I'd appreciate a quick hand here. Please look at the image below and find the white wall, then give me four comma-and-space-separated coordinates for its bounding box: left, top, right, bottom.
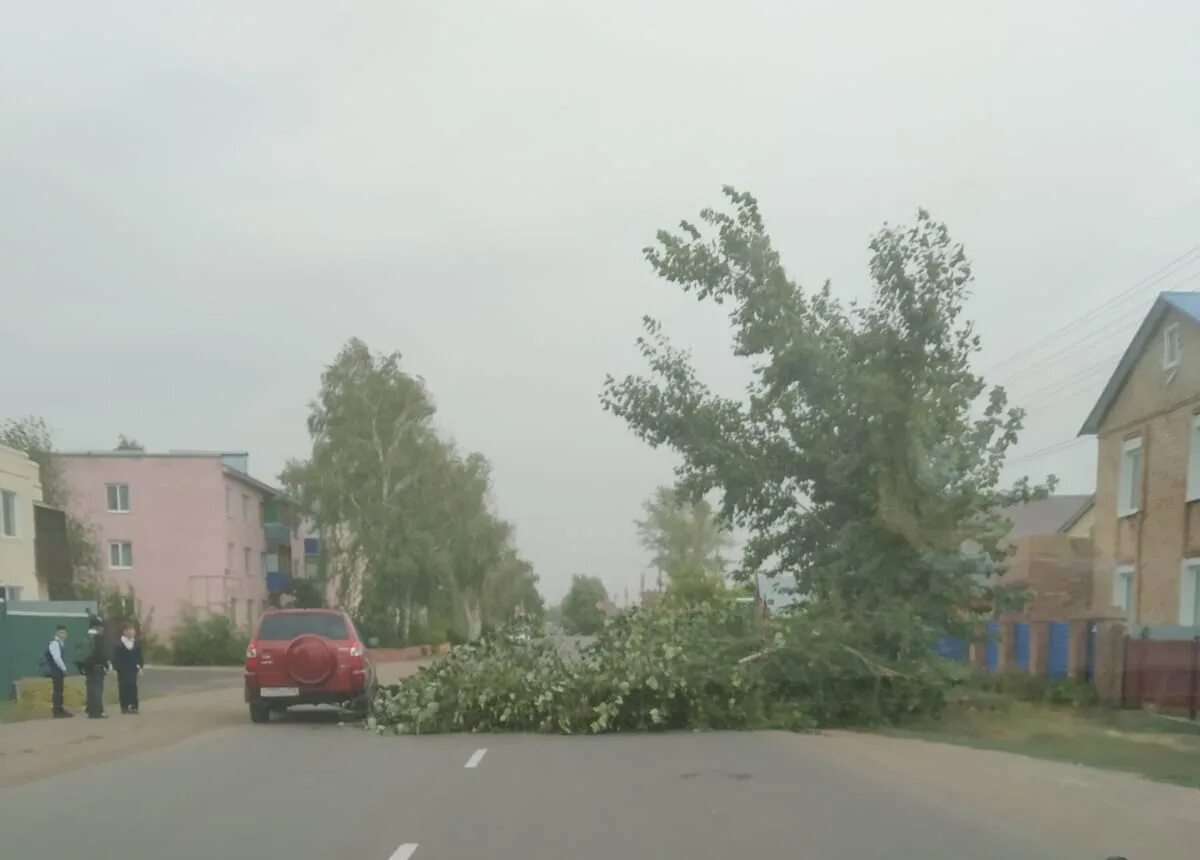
0, 444, 45, 600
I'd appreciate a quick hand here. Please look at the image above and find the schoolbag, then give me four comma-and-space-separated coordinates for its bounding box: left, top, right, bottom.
38, 646, 54, 678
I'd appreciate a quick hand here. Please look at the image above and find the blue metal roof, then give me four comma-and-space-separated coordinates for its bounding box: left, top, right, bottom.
1078, 291, 1200, 435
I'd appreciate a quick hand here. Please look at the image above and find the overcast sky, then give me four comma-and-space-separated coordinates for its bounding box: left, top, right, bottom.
3, 2, 1198, 602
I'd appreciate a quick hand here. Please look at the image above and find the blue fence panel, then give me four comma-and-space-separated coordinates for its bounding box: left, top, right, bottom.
1047, 622, 1070, 679
935, 636, 968, 661
985, 620, 1000, 672
1013, 621, 1031, 670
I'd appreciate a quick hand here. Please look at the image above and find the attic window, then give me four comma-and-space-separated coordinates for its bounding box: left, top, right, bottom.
1163, 323, 1182, 370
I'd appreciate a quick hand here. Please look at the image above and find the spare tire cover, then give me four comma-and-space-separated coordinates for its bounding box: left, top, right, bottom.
284, 635, 336, 685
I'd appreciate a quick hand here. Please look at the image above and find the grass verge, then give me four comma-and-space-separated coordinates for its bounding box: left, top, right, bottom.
889, 696, 1200, 789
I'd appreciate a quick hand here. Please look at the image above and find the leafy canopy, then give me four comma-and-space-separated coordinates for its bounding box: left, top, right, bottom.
559, 574, 608, 635
636, 485, 732, 600
602, 188, 1049, 634
282, 339, 542, 645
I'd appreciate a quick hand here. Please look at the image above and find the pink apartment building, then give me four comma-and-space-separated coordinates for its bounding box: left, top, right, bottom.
57, 451, 305, 633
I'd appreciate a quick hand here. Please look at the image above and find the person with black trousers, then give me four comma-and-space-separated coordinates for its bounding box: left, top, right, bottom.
111, 623, 144, 714
43, 625, 73, 718
75, 613, 109, 719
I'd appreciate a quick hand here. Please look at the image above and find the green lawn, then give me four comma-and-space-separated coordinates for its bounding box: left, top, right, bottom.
0, 681, 122, 723
889, 699, 1200, 789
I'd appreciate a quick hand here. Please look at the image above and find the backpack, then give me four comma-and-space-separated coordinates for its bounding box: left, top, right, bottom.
38, 648, 53, 678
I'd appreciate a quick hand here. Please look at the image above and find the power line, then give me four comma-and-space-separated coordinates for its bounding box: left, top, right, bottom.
983, 246, 1200, 377
1005, 436, 1091, 467
1010, 352, 1121, 405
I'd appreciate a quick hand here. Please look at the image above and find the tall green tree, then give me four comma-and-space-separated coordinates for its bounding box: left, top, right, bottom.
636, 486, 732, 598
559, 574, 609, 635
282, 339, 541, 645
602, 189, 1049, 639
0, 416, 101, 589
115, 434, 145, 451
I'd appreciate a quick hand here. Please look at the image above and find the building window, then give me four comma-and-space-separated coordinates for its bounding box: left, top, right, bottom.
1189, 415, 1200, 503
225, 487, 233, 516
1118, 437, 1143, 517
1181, 560, 1200, 626
1, 585, 24, 602
106, 483, 131, 513
229, 598, 238, 625
1163, 323, 1182, 370
266, 553, 280, 573
244, 547, 251, 575
260, 551, 267, 575
0, 490, 17, 537
247, 599, 255, 627
109, 541, 133, 569
1113, 564, 1134, 620
242, 494, 250, 521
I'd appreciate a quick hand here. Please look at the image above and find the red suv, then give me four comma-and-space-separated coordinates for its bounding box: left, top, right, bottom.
244, 609, 376, 723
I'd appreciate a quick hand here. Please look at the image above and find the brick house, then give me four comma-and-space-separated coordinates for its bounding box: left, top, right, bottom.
1079, 291, 1200, 627
996, 494, 1094, 620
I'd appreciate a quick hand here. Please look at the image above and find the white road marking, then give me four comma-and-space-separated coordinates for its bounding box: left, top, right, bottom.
389, 843, 419, 860
465, 747, 488, 769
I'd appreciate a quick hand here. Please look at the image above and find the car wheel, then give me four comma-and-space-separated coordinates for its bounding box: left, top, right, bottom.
249, 702, 270, 724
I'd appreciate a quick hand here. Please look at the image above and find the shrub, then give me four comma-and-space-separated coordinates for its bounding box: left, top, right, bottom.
170, 613, 249, 666
369, 599, 953, 735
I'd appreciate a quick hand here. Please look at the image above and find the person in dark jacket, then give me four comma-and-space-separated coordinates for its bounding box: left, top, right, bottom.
111, 623, 144, 714
75, 613, 109, 719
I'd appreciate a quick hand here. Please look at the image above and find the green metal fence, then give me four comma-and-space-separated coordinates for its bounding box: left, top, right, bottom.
0, 599, 97, 698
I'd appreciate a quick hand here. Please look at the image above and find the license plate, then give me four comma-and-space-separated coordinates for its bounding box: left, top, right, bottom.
261, 686, 299, 698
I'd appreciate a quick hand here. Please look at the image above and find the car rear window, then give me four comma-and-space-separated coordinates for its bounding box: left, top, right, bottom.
257, 613, 349, 641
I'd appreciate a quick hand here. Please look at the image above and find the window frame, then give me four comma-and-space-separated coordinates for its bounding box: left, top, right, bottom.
0, 489, 17, 538
1188, 415, 1200, 503
1118, 436, 1143, 517
241, 493, 250, 522
225, 487, 233, 517
243, 546, 251, 576
108, 540, 133, 570
106, 483, 131, 513
1163, 322, 1182, 370
1113, 564, 1135, 621
1181, 559, 1200, 626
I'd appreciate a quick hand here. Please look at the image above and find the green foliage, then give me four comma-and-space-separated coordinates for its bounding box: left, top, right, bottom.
281, 339, 543, 645
282, 578, 326, 609
114, 434, 145, 451
74, 579, 163, 658
637, 486, 732, 603
559, 574, 608, 635
0, 415, 102, 580
966, 672, 1099, 709
170, 613, 249, 666
601, 189, 1053, 635
369, 599, 952, 735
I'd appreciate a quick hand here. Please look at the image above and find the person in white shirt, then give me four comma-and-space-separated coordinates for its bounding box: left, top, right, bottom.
45, 626, 73, 718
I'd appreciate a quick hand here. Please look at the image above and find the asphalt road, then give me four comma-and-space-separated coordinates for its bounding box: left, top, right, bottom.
0, 719, 1148, 860
139, 665, 243, 698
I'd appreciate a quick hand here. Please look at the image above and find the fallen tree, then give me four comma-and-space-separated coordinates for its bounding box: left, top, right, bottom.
368, 598, 957, 735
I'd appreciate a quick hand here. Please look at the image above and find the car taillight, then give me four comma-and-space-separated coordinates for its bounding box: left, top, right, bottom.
349, 642, 363, 658
245, 642, 258, 667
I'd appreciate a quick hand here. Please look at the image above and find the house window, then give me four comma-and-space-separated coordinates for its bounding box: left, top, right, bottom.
1181, 559, 1200, 626
266, 553, 280, 573
247, 599, 255, 627
1163, 323, 1182, 370
1118, 437, 1143, 517
106, 483, 131, 513
1113, 565, 1134, 620
0, 490, 16, 537
244, 547, 251, 575
109, 541, 133, 569
225, 487, 233, 516
242, 494, 250, 521
226, 542, 234, 574
229, 598, 238, 625
1189, 415, 1200, 503
260, 551, 267, 575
